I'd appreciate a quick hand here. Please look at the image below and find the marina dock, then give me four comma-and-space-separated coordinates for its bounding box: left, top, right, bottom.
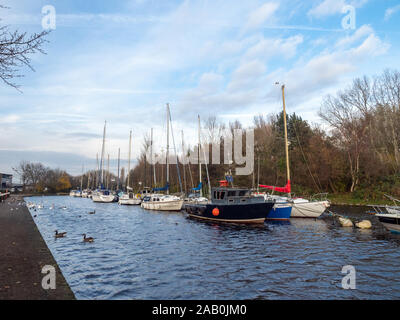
0, 195, 75, 300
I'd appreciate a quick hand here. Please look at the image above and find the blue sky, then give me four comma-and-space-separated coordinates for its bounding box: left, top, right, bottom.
0, 0, 399, 177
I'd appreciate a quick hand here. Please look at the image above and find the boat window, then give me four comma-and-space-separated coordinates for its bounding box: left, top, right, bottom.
241, 198, 247, 203
220, 192, 226, 200
228, 191, 236, 197
239, 190, 247, 197
228, 199, 234, 203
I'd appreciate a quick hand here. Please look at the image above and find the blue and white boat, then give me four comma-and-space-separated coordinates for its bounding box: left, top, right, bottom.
267, 202, 292, 221
260, 193, 292, 221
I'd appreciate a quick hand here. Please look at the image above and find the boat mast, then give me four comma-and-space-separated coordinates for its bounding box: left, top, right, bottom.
96, 153, 99, 188
87, 171, 90, 190
107, 154, 110, 190
100, 121, 106, 187
153, 130, 157, 187
257, 156, 260, 193
80, 164, 83, 192
198, 115, 202, 197
127, 130, 132, 192
169, 107, 183, 194
281, 85, 291, 198
166, 104, 170, 195
252, 162, 255, 190
117, 148, 120, 190
182, 130, 187, 195
150, 128, 154, 189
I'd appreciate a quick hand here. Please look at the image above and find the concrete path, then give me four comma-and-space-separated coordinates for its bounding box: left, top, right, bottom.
0, 196, 75, 300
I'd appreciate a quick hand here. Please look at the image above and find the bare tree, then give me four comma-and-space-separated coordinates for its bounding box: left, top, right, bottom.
13, 161, 48, 189
373, 69, 400, 169
0, 5, 49, 90
319, 83, 369, 193
204, 115, 225, 144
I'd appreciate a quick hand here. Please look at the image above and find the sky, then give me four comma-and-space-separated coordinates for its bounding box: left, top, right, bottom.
0, 0, 399, 178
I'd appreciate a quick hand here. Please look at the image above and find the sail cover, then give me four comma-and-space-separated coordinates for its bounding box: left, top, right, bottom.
259, 180, 291, 193
153, 182, 170, 192
192, 182, 202, 191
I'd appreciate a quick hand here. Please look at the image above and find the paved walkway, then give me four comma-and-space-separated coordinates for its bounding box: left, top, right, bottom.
0, 196, 75, 300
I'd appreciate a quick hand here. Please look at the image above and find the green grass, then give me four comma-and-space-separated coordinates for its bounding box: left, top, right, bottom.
328, 193, 394, 206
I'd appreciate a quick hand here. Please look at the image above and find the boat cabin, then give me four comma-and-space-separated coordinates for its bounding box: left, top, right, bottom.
211, 187, 266, 205
142, 194, 181, 203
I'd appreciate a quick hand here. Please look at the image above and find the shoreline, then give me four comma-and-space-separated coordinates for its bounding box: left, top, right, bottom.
0, 195, 75, 300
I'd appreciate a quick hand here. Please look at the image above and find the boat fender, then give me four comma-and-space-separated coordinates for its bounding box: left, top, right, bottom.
212, 208, 220, 217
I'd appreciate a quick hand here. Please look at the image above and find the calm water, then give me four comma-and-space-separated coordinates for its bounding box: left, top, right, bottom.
26, 196, 400, 300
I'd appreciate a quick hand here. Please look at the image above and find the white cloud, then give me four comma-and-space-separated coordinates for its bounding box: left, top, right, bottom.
335, 24, 373, 47
384, 5, 400, 21
244, 2, 279, 31
227, 60, 267, 92
175, 22, 389, 125
0, 115, 20, 124
245, 35, 304, 60
277, 26, 389, 100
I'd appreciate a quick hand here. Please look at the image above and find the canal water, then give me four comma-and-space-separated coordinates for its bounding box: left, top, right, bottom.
26, 196, 400, 300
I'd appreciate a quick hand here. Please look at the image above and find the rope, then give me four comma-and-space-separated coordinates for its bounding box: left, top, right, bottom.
293, 119, 323, 193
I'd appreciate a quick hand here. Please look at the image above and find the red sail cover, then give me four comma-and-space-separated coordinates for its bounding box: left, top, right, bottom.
259, 180, 291, 193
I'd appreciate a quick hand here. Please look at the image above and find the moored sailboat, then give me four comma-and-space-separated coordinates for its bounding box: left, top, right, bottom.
140, 104, 184, 211
141, 194, 184, 211
92, 121, 118, 203
119, 131, 141, 205
183, 116, 209, 207
92, 189, 117, 203
260, 84, 329, 218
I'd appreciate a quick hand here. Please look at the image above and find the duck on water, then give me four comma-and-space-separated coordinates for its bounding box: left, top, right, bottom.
82, 234, 95, 243
54, 230, 67, 238
185, 180, 275, 224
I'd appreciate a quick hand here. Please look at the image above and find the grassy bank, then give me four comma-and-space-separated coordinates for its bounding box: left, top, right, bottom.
328, 193, 395, 206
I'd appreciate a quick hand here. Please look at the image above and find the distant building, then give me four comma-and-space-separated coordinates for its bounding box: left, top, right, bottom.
1, 173, 13, 191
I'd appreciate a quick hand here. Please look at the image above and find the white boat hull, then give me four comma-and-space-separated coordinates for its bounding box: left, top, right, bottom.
381, 222, 400, 233
290, 201, 330, 218
92, 194, 116, 203
119, 198, 141, 205
141, 199, 184, 211
376, 213, 400, 234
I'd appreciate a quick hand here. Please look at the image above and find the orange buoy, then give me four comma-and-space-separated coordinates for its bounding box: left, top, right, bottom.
212, 208, 220, 216
219, 180, 229, 187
